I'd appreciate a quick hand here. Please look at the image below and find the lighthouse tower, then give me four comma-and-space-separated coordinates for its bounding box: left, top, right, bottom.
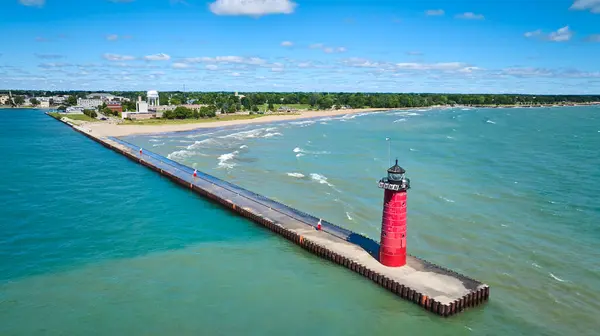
378, 160, 411, 267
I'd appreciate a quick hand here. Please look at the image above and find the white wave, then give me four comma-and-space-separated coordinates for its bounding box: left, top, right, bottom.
310, 173, 334, 187
220, 127, 277, 140
152, 142, 165, 147
296, 153, 305, 158
184, 131, 217, 139
532, 263, 541, 269
217, 151, 239, 169
393, 118, 407, 123
417, 109, 427, 112
289, 120, 316, 127
440, 196, 455, 203
239, 145, 248, 149
149, 139, 162, 142
320, 122, 328, 125
549, 273, 567, 283
167, 149, 193, 160
287, 172, 305, 178
263, 132, 282, 138
486, 120, 496, 124
346, 212, 353, 220
461, 108, 472, 111
293, 147, 330, 155
446, 136, 455, 139
186, 138, 216, 150
409, 148, 418, 152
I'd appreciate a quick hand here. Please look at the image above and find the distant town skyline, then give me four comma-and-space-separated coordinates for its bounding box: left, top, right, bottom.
1, 0, 600, 94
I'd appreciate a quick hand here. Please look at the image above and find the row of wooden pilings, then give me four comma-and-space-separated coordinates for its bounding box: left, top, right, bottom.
64, 121, 489, 317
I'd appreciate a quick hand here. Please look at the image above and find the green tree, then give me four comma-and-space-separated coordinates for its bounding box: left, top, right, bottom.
268, 102, 275, 112
66, 95, 77, 106
83, 109, 98, 118
14, 96, 25, 106
49, 98, 54, 106
30, 98, 40, 106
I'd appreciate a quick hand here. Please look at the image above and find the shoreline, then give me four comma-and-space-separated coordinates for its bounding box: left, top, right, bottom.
84, 108, 388, 137
57, 102, 599, 137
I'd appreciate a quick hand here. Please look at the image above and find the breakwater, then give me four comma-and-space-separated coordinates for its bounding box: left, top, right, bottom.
49, 114, 490, 317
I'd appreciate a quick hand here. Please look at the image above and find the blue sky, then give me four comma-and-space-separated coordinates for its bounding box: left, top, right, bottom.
1, 0, 599, 94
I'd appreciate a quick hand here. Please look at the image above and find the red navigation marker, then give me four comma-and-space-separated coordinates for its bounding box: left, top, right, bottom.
317, 218, 322, 231
193, 169, 197, 178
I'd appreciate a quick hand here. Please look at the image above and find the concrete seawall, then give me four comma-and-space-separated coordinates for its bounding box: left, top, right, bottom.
49, 114, 490, 317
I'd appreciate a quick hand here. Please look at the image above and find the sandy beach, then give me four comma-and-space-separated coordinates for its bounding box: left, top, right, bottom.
83, 108, 388, 137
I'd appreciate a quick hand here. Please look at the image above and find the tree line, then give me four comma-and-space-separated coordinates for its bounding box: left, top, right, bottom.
3, 90, 600, 111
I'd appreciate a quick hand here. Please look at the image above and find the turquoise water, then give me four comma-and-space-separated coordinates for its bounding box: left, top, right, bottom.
1, 107, 599, 335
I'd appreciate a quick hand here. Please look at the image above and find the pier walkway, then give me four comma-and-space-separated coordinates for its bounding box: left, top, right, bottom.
52, 116, 490, 317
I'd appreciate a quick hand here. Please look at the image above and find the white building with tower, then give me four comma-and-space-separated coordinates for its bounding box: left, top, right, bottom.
147, 90, 159, 107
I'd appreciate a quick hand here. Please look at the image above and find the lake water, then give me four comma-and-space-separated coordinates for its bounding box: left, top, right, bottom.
1, 107, 599, 335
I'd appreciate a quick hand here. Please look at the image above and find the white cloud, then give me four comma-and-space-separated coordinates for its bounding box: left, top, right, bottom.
281, 41, 293, 47
548, 26, 573, 42
172, 62, 192, 69
396, 62, 468, 71
336, 47, 347, 53
103, 53, 135, 61
206, 65, 219, 70
144, 53, 171, 61
524, 29, 542, 38
19, 0, 45, 7
183, 56, 267, 65
106, 34, 119, 41
456, 12, 485, 20
425, 9, 445, 16
231, 72, 241, 76
525, 26, 573, 42
571, 0, 600, 13
209, 0, 297, 17
323, 47, 334, 53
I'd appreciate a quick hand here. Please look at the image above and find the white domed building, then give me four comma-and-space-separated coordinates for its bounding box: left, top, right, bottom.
147, 90, 159, 107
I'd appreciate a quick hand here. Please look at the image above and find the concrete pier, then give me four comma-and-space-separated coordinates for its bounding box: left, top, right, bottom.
49, 114, 490, 317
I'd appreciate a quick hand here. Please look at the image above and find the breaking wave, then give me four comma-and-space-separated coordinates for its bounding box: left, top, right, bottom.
286, 172, 305, 178
218, 151, 239, 169
293, 147, 330, 155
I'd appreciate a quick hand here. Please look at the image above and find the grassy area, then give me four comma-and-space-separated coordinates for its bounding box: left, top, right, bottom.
121, 114, 269, 125
256, 103, 312, 111
48, 112, 98, 122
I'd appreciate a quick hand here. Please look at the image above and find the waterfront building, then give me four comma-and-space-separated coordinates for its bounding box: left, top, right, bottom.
106, 102, 123, 113
65, 106, 84, 114
77, 98, 103, 109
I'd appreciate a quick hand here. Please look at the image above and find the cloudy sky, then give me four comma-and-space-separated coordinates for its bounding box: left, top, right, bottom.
1, 0, 599, 94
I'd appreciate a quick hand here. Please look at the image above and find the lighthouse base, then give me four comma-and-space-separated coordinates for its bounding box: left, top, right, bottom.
379, 252, 406, 267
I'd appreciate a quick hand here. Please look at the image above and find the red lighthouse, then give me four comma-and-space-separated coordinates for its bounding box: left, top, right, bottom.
378, 160, 411, 267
